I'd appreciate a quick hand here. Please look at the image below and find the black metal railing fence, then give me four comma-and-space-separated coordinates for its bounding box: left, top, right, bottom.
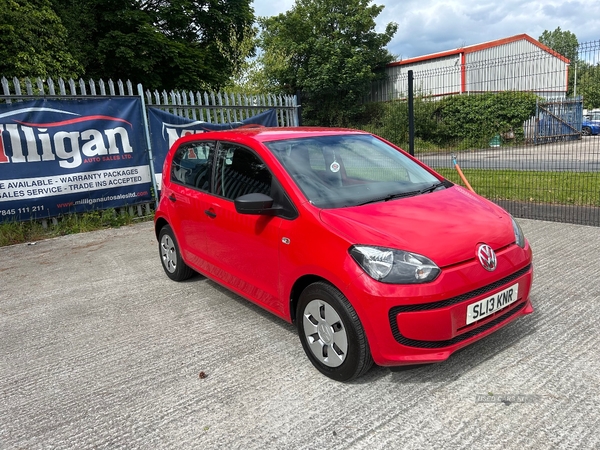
356, 39, 600, 226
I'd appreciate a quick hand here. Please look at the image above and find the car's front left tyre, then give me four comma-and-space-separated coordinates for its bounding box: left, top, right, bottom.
297, 281, 373, 381
158, 224, 195, 281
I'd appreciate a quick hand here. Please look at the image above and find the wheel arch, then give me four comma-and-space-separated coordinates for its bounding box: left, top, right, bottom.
289, 274, 335, 323
155, 217, 169, 240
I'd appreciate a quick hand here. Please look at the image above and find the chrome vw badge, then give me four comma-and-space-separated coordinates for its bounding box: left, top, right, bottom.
477, 244, 497, 271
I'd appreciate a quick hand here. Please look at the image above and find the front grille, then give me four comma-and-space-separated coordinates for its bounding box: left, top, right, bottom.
389, 301, 526, 348
387, 264, 532, 349
389, 264, 531, 314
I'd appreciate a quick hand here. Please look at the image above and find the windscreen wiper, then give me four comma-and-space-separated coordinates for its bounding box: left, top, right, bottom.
419, 182, 447, 194
357, 190, 420, 206
358, 181, 451, 206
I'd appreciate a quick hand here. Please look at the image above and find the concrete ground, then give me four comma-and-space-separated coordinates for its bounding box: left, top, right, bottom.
1, 219, 599, 449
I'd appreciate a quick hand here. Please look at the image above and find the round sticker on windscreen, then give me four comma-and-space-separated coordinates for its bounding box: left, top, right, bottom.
330, 161, 340, 173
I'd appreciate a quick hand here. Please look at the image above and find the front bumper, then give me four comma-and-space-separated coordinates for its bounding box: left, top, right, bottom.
346, 243, 534, 366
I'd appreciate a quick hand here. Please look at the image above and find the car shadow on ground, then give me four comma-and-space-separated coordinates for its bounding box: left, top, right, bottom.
202, 278, 297, 333
357, 315, 537, 385
188, 274, 539, 385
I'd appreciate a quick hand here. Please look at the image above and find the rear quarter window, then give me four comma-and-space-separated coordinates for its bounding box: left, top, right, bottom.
170, 141, 215, 190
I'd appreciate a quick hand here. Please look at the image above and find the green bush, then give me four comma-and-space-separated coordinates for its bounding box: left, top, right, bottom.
356, 91, 539, 151
353, 97, 439, 149
437, 92, 538, 145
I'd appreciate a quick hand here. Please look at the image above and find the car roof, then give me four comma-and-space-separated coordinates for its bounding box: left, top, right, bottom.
176, 127, 369, 145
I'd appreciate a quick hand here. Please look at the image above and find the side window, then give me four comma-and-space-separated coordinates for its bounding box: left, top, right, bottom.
170, 141, 215, 190
214, 143, 272, 200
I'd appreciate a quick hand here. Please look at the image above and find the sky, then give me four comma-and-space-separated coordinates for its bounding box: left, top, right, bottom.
252, 0, 600, 60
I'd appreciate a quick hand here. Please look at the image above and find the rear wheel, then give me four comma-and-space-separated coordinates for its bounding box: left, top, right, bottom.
158, 225, 195, 281
582, 126, 592, 136
297, 282, 373, 381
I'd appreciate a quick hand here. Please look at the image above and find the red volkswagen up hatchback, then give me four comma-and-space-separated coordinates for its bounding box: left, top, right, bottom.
154, 128, 534, 381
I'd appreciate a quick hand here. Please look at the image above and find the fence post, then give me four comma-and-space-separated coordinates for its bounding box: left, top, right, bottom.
534, 98, 538, 145
408, 70, 415, 156
296, 90, 303, 126
138, 83, 159, 207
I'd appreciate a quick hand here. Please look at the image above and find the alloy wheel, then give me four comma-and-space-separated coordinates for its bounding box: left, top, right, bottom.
302, 299, 348, 367
160, 234, 177, 273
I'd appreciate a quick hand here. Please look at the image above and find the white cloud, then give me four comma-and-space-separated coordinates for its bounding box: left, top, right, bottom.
251, 0, 600, 58
253, 0, 295, 18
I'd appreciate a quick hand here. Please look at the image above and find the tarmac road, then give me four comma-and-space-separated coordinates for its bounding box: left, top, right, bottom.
418, 136, 600, 172
1, 219, 599, 449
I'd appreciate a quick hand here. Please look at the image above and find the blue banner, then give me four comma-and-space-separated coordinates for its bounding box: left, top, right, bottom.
0, 98, 152, 222
148, 108, 278, 189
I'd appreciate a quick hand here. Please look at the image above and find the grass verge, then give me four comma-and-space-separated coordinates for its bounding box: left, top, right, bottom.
0, 208, 152, 247
437, 169, 600, 207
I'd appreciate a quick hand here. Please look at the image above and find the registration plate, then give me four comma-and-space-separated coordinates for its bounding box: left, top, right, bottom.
466, 283, 519, 325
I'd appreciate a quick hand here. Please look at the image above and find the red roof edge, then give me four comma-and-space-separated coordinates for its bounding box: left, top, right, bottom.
387, 48, 463, 67
387, 34, 570, 67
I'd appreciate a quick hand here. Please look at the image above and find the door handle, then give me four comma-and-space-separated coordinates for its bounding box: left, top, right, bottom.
168, 194, 176, 202
205, 209, 216, 218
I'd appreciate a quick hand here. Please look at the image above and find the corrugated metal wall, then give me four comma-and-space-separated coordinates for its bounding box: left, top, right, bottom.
367, 37, 568, 102
368, 55, 461, 102
465, 40, 568, 96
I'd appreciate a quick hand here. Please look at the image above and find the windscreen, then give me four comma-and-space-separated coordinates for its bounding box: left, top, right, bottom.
265, 134, 445, 208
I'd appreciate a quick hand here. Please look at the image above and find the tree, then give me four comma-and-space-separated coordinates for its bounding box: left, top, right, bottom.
578, 66, 600, 109
258, 0, 397, 126
223, 25, 266, 93
52, 0, 255, 90
0, 0, 82, 79
539, 27, 580, 96
539, 27, 579, 63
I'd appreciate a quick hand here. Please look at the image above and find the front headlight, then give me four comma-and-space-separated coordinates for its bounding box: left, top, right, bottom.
350, 245, 440, 284
512, 217, 526, 248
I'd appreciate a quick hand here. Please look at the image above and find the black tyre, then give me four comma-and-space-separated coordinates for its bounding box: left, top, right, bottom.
582, 126, 592, 136
297, 282, 373, 381
158, 225, 195, 281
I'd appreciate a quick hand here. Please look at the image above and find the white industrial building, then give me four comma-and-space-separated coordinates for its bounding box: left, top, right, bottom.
368, 34, 570, 102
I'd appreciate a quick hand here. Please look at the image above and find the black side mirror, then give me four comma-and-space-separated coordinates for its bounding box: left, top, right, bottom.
234, 193, 275, 215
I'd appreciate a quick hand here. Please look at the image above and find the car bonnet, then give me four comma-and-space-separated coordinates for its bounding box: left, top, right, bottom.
318, 186, 515, 268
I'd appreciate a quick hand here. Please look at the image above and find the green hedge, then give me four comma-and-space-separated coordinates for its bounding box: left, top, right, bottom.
356, 91, 539, 151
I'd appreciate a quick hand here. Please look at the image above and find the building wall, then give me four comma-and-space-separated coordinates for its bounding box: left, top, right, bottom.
465, 40, 568, 97
366, 37, 568, 103
368, 55, 461, 102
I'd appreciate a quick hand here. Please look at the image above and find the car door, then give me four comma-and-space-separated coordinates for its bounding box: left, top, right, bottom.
165, 141, 215, 268
202, 141, 284, 315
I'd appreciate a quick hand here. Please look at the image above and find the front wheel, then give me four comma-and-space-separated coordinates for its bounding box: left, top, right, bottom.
158, 225, 195, 281
582, 126, 592, 136
297, 282, 373, 381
